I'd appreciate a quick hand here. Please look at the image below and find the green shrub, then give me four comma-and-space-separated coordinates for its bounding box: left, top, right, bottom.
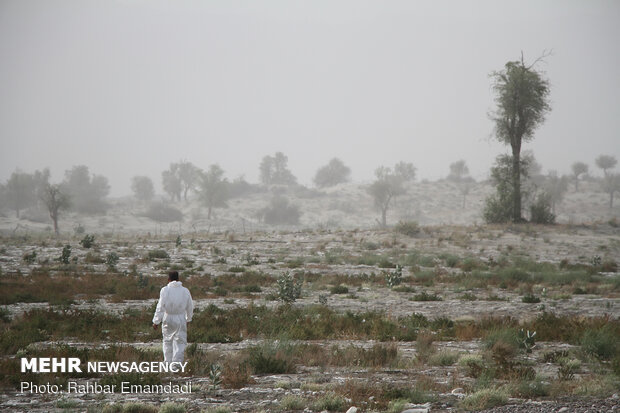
458, 354, 485, 378
557, 357, 580, 380
311, 392, 345, 412
248, 341, 296, 374
80, 234, 96, 248
394, 221, 420, 236
384, 265, 403, 288
106, 252, 120, 270
330, 284, 349, 294
429, 350, 459, 366
279, 395, 306, 411
159, 403, 186, 413
276, 272, 302, 303
411, 291, 442, 301
59, 245, 71, 264
530, 192, 555, 224
581, 327, 619, 360
147, 249, 170, 260
521, 293, 541, 303
460, 388, 508, 410
512, 376, 550, 397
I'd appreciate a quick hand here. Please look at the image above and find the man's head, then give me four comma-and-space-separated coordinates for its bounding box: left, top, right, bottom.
168, 271, 179, 282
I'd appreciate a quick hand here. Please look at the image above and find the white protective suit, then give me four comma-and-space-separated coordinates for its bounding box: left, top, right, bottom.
152, 281, 194, 363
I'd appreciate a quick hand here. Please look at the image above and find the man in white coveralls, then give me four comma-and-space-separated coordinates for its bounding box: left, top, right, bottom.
152, 271, 194, 363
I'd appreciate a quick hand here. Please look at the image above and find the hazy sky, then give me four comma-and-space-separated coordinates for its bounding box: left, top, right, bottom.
1, 0, 619, 196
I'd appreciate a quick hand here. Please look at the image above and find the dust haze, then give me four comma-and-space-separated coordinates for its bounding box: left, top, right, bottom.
0, 0, 619, 230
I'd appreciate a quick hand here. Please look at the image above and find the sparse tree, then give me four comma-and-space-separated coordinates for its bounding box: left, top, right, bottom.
447, 160, 474, 209
447, 160, 469, 182
199, 164, 229, 219
571, 162, 588, 191
543, 171, 569, 214
490, 53, 551, 222
5, 170, 36, 218
368, 166, 406, 228
602, 173, 620, 208
162, 168, 182, 202
393, 161, 416, 182
62, 165, 110, 214
259, 152, 297, 186
177, 161, 201, 202
595, 155, 617, 178
40, 183, 70, 236
131, 176, 155, 202
313, 158, 351, 188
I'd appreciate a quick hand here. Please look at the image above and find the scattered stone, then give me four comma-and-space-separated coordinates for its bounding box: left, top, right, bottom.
346, 407, 358, 413
401, 408, 429, 413
558, 408, 569, 413
451, 387, 465, 395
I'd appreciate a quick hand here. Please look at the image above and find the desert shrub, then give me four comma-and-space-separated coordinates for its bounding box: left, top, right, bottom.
384, 265, 403, 288
147, 249, 170, 260
59, 244, 71, 264
22, 250, 37, 264
143, 202, 183, 222
56, 398, 79, 408
80, 234, 95, 248
260, 195, 301, 225
222, 356, 253, 389
248, 341, 296, 374
529, 192, 555, 224
411, 291, 442, 301
276, 272, 302, 303
311, 392, 345, 412
394, 220, 420, 236
458, 354, 485, 378
557, 357, 580, 380
202, 407, 232, 413
279, 395, 306, 411
581, 327, 619, 360
415, 331, 436, 362
429, 350, 459, 366
460, 388, 508, 410
512, 376, 550, 398
330, 284, 349, 294
106, 252, 120, 271
521, 293, 541, 303
159, 402, 186, 413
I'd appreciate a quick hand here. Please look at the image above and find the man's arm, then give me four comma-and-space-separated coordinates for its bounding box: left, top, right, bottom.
152, 287, 166, 327
185, 290, 194, 323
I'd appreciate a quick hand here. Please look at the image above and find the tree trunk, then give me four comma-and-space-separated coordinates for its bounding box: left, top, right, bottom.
574, 177, 579, 192
611, 191, 615, 209
50, 210, 59, 236
462, 194, 466, 209
381, 207, 387, 228
511, 145, 522, 222
208, 205, 213, 220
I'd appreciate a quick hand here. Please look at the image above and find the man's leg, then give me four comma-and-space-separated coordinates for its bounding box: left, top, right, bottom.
162, 322, 174, 362
171, 319, 188, 363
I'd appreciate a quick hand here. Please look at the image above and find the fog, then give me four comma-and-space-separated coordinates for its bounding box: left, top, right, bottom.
1, 0, 619, 197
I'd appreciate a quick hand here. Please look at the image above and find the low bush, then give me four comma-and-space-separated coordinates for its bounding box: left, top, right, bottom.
460, 388, 508, 410
143, 202, 183, 222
